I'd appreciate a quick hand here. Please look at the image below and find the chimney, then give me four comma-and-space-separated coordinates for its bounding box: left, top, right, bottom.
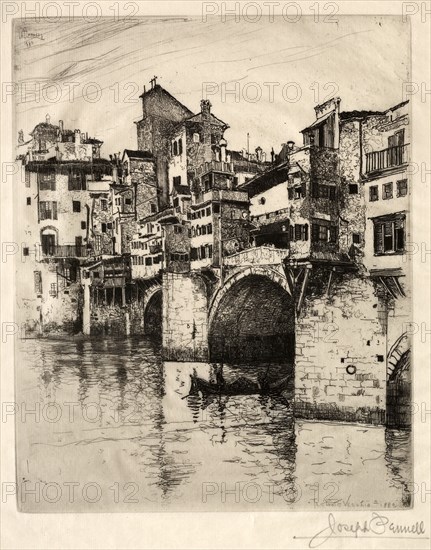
45, 114, 50, 124
201, 99, 212, 162
255, 146, 262, 162
74, 129, 81, 144
18, 130, 24, 145
219, 138, 227, 162
59, 120, 64, 133
200, 99, 211, 119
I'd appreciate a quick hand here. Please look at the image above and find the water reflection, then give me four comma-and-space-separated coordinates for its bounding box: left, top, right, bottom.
16, 336, 411, 512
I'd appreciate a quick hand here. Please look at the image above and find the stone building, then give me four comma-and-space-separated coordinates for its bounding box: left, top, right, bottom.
16, 117, 112, 334
136, 81, 194, 209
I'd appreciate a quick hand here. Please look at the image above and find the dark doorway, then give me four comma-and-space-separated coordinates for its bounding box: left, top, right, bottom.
41, 234, 56, 255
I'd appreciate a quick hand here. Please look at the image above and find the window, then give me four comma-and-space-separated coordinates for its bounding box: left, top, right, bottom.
39, 201, 57, 220
202, 225, 207, 235
27, 197, 31, 205
288, 187, 294, 200
174, 225, 182, 234
207, 223, 213, 234
39, 173, 56, 191
213, 204, 220, 214
173, 198, 179, 208
49, 283, 57, 297
101, 199, 108, 211
173, 141, 178, 156
25, 171, 30, 187
107, 222, 112, 230
81, 221, 86, 230
294, 186, 304, 199
73, 201, 81, 213
68, 173, 86, 191
23, 247, 29, 256
178, 139, 183, 155
150, 203, 157, 213
173, 175, 181, 186
352, 233, 361, 244
349, 183, 359, 194
291, 224, 308, 241
193, 133, 200, 143
397, 179, 408, 197
318, 185, 335, 199
383, 182, 393, 200
319, 225, 328, 241
388, 129, 405, 148
34, 271, 42, 294
369, 185, 379, 201
373, 214, 405, 254
259, 197, 266, 205
93, 271, 99, 278
145, 257, 153, 266
311, 222, 337, 243
101, 223, 107, 233
125, 198, 132, 205
206, 207, 211, 216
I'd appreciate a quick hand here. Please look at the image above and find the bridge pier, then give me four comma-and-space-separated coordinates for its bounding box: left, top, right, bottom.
293, 272, 387, 424
162, 272, 208, 361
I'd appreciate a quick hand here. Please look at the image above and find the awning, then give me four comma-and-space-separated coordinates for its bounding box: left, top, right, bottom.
301, 111, 333, 133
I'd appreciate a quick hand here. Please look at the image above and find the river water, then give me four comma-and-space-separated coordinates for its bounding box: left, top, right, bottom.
15, 336, 412, 512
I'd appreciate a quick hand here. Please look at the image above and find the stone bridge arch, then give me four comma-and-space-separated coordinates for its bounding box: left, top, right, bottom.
386, 332, 411, 429
208, 266, 294, 364
387, 332, 410, 380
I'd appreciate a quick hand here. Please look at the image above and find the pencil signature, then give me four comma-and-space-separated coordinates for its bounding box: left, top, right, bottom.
307, 512, 426, 548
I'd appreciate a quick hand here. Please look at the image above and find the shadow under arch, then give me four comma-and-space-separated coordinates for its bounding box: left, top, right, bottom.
208, 273, 295, 365
144, 288, 163, 336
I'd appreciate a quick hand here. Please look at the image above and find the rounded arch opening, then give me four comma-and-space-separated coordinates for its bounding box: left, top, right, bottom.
387, 349, 411, 429
209, 274, 295, 364
144, 289, 162, 336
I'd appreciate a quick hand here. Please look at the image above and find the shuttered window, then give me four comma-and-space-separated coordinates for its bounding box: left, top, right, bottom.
34, 271, 42, 294
373, 214, 405, 254
39, 201, 57, 220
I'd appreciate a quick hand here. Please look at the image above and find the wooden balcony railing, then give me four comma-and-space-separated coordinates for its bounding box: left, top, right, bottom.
366, 144, 409, 174
42, 245, 88, 258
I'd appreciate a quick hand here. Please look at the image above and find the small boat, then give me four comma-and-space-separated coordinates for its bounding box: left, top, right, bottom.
189, 373, 260, 396
188, 367, 292, 397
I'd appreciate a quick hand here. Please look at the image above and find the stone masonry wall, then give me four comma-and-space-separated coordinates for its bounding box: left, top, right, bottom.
162, 272, 208, 361
294, 270, 387, 424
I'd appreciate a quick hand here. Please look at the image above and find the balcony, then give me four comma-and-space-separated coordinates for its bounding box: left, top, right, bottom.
366, 144, 409, 174
196, 161, 234, 177
43, 245, 88, 258
193, 188, 249, 206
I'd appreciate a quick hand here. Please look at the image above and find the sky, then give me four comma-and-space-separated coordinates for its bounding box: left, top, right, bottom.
14, 15, 410, 157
